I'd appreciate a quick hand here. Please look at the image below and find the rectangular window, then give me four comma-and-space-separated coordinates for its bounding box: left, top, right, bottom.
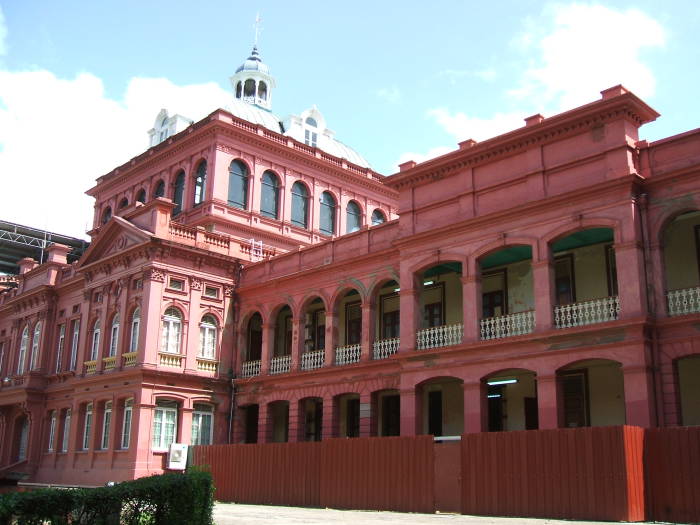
345, 302, 362, 345
121, 399, 133, 449
101, 401, 112, 450
554, 254, 576, 305
482, 269, 507, 318
203, 286, 219, 299
90, 328, 100, 361
47, 410, 57, 452
61, 409, 71, 453
82, 403, 93, 450
422, 282, 445, 328
191, 404, 214, 446
168, 278, 184, 291
69, 320, 80, 371
152, 401, 178, 450
56, 324, 65, 373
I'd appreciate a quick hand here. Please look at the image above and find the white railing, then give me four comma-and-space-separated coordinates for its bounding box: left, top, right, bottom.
196, 358, 218, 373
480, 310, 535, 340
416, 323, 463, 350
667, 286, 700, 316
270, 355, 291, 375
373, 338, 399, 359
301, 350, 325, 371
240, 360, 261, 378
554, 296, 620, 328
335, 344, 361, 365
158, 353, 183, 368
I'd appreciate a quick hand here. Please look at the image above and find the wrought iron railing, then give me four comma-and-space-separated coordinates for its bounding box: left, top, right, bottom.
554, 296, 620, 328
335, 344, 361, 365
301, 350, 325, 371
240, 360, 261, 378
270, 355, 291, 375
667, 286, 700, 316
416, 323, 463, 350
480, 310, 535, 340
373, 337, 399, 359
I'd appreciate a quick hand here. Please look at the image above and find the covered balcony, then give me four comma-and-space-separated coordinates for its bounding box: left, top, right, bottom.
415, 263, 463, 350
484, 369, 538, 431
372, 280, 400, 360
663, 211, 700, 316
271, 305, 293, 374
240, 312, 262, 378
301, 297, 326, 370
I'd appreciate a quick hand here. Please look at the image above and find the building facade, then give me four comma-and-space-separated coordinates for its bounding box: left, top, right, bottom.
0, 48, 699, 486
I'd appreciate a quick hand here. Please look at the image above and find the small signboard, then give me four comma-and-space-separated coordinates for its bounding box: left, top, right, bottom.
168, 443, 188, 470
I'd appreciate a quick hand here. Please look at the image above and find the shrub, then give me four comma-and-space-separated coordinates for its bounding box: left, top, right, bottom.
0, 468, 214, 525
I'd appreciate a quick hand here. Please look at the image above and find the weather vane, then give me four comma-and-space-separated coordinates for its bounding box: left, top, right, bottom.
254, 13, 262, 46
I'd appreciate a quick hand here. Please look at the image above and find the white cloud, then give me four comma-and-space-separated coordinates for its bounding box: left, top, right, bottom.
399, 3, 666, 170
510, 3, 666, 109
0, 70, 231, 238
376, 86, 401, 104
0, 6, 7, 56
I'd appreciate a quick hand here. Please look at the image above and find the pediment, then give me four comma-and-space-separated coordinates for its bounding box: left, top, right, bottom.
77, 217, 151, 268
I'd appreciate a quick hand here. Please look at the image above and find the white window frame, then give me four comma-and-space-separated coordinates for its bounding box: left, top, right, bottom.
152, 401, 178, 451
69, 320, 80, 371
82, 403, 93, 450
121, 398, 133, 449
129, 308, 140, 353
203, 286, 219, 299
161, 308, 182, 354
109, 314, 119, 357
199, 316, 218, 359
17, 326, 29, 375
61, 408, 71, 453
30, 322, 41, 370
48, 410, 57, 452
191, 404, 214, 446
101, 401, 112, 450
55, 324, 65, 374
90, 320, 101, 361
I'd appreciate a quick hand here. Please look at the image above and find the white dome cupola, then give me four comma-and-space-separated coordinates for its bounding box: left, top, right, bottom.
230, 46, 276, 111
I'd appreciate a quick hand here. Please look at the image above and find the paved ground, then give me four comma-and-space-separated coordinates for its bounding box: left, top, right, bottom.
213, 503, 661, 524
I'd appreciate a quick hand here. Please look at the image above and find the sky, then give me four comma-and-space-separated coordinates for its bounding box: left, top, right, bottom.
0, 1, 698, 239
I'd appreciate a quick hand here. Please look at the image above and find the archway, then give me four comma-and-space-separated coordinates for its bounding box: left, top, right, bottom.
416, 262, 463, 350
418, 377, 464, 436
334, 289, 361, 366
271, 305, 293, 374
663, 211, 700, 316
373, 389, 400, 436
677, 355, 700, 425
336, 393, 360, 438
373, 280, 400, 359
483, 369, 538, 431
268, 401, 290, 442
300, 397, 323, 442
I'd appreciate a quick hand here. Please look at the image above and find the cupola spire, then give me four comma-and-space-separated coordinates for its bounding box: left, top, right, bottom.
230, 14, 275, 111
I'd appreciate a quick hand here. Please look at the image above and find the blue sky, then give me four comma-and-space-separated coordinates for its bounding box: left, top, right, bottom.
1, 1, 698, 238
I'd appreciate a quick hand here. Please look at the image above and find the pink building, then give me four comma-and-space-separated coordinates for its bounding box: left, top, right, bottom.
0, 48, 699, 487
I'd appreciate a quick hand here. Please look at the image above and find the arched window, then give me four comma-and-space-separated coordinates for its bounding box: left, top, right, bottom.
247, 313, 263, 361
30, 322, 41, 370
82, 402, 93, 450
121, 398, 133, 449
193, 161, 207, 206
161, 308, 182, 354
109, 314, 120, 357
129, 308, 140, 353
136, 189, 146, 203
152, 399, 178, 450
17, 325, 29, 375
235, 81, 242, 99
154, 180, 165, 198
101, 207, 112, 225
259, 81, 268, 100
101, 401, 112, 450
346, 201, 362, 233
173, 171, 185, 215
199, 315, 218, 359
244, 79, 255, 97
291, 182, 309, 228
371, 209, 386, 226
90, 319, 101, 361
319, 191, 336, 236
118, 197, 129, 209
228, 160, 249, 209
17, 417, 29, 461
260, 171, 280, 219
305, 117, 317, 127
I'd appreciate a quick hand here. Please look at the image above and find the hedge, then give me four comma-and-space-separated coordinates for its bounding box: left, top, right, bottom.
0, 468, 214, 525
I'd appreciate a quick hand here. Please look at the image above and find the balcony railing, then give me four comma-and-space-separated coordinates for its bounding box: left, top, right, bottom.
373, 337, 399, 359
335, 344, 361, 366
667, 286, 700, 316
554, 296, 620, 329
84, 360, 97, 375
480, 310, 535, 340
270, 355, 291, 375
122, 352, 137, 367
241, 360, 261, 378
196, 358, 218, 373
102, 356, 117, 371
301, 349, 325, 371
158, 353, 183, 368
416, 323, 463, 350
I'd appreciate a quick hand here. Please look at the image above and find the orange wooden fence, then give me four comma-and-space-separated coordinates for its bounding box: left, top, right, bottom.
645, 426, 700, 523
193, 426, 700, 522
461, 425, 645, 522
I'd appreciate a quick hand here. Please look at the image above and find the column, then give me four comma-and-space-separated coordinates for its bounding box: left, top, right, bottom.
291, 317, 304, 372
184, 280, 202, 373
398, 288, 419, 353
260, 322, 273, 375
359, 392, 372, 437
533, 259, 555, 332
537, 375, 559, 429
140, 269, 166, 365
615, 242, 648, 319
648, 242, 667, 317
622, 365, 655, 428
360, 302, 374, 362
250, 165, 262, 215
180, 406, 194, 445
463, 382, 486, 433
399, 388, 419, 436
287, 399, 300, 443
462, 276, 481, 342
257, 402, 270, 444
324, 312, 338, 367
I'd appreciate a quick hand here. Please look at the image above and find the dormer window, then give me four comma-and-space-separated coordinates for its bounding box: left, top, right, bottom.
304, 117, 318, 147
